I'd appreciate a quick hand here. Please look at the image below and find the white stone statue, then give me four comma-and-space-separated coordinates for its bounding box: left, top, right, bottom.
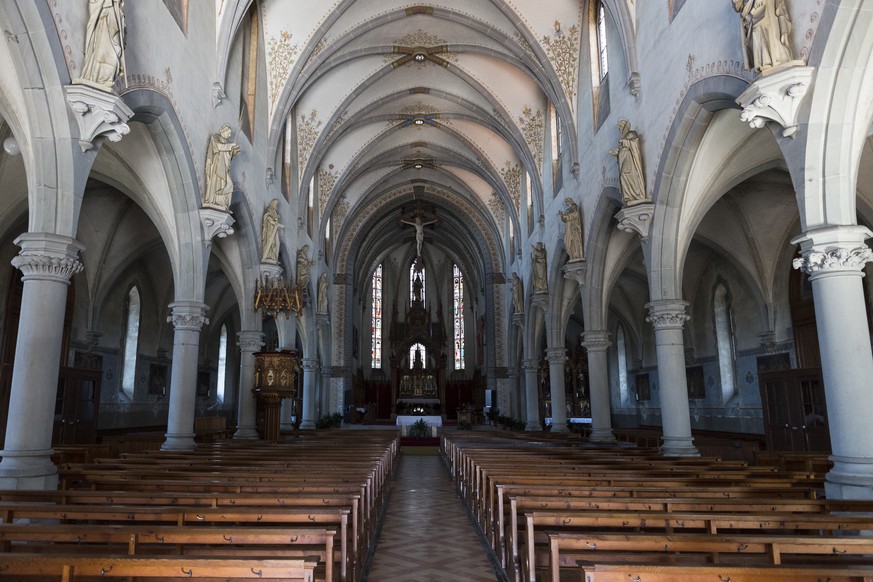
733, 0, 794, 72
401, 214, 437, 257
296, 245, 315, 289
532, 242, 548, 294
260, 199, 283, 264
511, 272, 524, 314
559, 197, 585, 262
78, 0, 126, 91
609, 119, 648, 206
203, 124, 241, 212
317, 272, 329, 314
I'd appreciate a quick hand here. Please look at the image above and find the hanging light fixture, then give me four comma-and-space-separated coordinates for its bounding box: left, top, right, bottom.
253, 276, 303, 319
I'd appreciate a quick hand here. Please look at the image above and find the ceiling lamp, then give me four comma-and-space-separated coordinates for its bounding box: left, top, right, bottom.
413, 53, 427, 62
253, 276, 303, 319
413, 118, 425, 125
414, 163, 423, 169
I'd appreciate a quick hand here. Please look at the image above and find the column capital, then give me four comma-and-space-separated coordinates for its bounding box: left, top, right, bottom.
301, 358, 319, 371
791, 226, 873, 279
545, 347, 566, 364
581, 330, 612, 352
531, 292, 549, 312
12, 233, 84, 284
521, 358, 539, 371
167, 301, 210, 331
645, 300, 690, 330
236, 330, 264, 353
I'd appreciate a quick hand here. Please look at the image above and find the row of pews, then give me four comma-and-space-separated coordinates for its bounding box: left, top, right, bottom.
0, 430, 399, 581
443, 431, 873, 582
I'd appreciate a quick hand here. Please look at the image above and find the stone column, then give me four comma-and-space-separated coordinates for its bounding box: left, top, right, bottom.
320, 368, 331, 420
0, 234, 83, 489
507, 368, 520, 418
522, 358, 541, 431
162, 301, 209, 451
645, 300, 699, 456
545, 347, 568, 432
793, 226, 873, 499
300, 358, 319, 429
582, 331, 616, 443
234, 331, 263, 439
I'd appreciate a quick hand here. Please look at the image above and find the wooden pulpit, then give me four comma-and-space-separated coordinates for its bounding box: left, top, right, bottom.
253, 350, 301, 442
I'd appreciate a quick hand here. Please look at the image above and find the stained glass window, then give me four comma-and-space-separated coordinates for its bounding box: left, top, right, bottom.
121, 287, 141, 400
453, 264, 465, 369
371, 264, 383, 368
217, 324, 227, 403
597, 3, 609, 79
410, 343, 426, 369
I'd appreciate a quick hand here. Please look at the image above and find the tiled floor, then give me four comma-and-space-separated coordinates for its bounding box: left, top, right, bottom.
363, 451, 501, 582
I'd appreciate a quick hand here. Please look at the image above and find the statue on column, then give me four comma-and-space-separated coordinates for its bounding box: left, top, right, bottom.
511, 272, 524, 314
260, 199, 283, 264
733, 0, 794, 72
78, 0, 126, 91
609, 119, 648, 206
296, 245, 315, 290
203, 124, 241, 212
532, 242, 548, 294
558, 197, 585, 262
317, 273, 329, 314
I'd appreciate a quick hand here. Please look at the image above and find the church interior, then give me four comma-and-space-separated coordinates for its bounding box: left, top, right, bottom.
2, 0, 873, 580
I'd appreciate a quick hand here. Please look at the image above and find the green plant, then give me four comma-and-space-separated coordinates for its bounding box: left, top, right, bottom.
458, 421, 473, 430
315, 413, 343, 429
408, 418, 430, 438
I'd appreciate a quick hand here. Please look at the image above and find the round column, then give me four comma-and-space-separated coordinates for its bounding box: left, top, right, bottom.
300, 358, 319, 429
162, 301, 209, 451
234, 331, 263, 439
793, 227, 873, 498
545, 347, 568, 432
582, 331, 616, 443
507, 368, 520, 419
0, 233, 83, 489
522, 358, 541, 430
645, 300, 699, 456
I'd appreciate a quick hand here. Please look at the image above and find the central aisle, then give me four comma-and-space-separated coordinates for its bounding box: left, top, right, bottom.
363, 451, 502, 581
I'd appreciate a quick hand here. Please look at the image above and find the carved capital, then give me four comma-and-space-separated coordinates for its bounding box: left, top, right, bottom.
12, 233, 84, 283
581, 331, 612, 352
265, 167, 275, 187
316, 313, 331, 329
793, 246, 873, 276
301, 358, 319, 372
545, 347, 567, 364
615, 202, 654, 241
259, 263, 284, 281
211, 82, 226, 107
531, 292, 549, 312
63, 84, 133, 152
736, 66, 814, 138
512, 312, 525, 328
167, 302, 209, 331
562, 260, 587, 287
521, 358, 539, 372
236, 331, 265, 353
627, 72, 641, 97
333, 273, 353, 286
645, 300, 690, 331
200, 208, 235, 241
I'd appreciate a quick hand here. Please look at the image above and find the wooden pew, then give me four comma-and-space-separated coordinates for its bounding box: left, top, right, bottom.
0, 553, 317, 580
577, 561, 873, 582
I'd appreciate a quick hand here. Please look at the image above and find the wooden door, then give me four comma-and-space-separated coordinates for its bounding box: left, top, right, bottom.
53, 367, 101, 445
759, 369, 830, 452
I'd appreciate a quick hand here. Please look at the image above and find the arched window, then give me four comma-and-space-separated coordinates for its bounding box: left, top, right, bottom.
121, 286, 141, 400
453, 264, 465, 369
216, 324, 228, 403
526, 171, 534, 232
714, 283, 737, 402
410, 262, 425, 303
588, 1, 611, 128
596, 2, 609, 79
410, 342, 426, 369
616, 325, 629, 406
549, 103, 563, 193
371, 264, 383, 368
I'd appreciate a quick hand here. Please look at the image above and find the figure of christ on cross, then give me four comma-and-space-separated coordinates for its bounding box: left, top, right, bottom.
399, 207, 438, 257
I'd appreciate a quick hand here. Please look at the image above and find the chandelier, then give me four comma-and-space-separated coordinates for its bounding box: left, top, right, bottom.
253, 276, 303, 319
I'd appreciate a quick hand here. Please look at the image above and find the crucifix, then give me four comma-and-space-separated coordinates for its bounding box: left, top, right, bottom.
399, 203, 438, 257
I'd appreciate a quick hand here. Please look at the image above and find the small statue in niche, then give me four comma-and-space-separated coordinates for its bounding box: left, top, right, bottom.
203, 124, 241, 212
609, 119, 648, 206
531, 242, 548, 294
296, 245, 315, 290
317, 272, 329, 314
78, 0, 126, 91
733, 0, 794, 72
558, 197, 585, 262
511, 272, 524, 314
260, 199, 283, 264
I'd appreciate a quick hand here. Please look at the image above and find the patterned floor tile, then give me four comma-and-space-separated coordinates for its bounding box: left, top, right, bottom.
363, 454, 500, 581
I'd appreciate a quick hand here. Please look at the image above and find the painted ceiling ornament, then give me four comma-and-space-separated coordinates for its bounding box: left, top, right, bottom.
499, 161, 522, 212
518, 106, 544, 168
203, 123, 241, 212
76, 0, 126, 92
609, 119, 649, 206
267, 30, 299, 106
732, 0, 795, 73
297, 110, 322, 175
541, 19, 580, 108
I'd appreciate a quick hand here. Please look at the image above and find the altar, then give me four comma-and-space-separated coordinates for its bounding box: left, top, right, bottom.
395, 414, 443, 427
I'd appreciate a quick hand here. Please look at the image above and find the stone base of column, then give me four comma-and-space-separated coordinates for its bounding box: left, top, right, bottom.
161, 433, 197, 451
233, 427, 260, 440
825, 455, 873, 500
588, 428, 617, 443
660, 436, 699, 457
525, 421, 541, 431
299, 420, 316, 430
550, 424, 569, 433
0, 449, 59, 490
